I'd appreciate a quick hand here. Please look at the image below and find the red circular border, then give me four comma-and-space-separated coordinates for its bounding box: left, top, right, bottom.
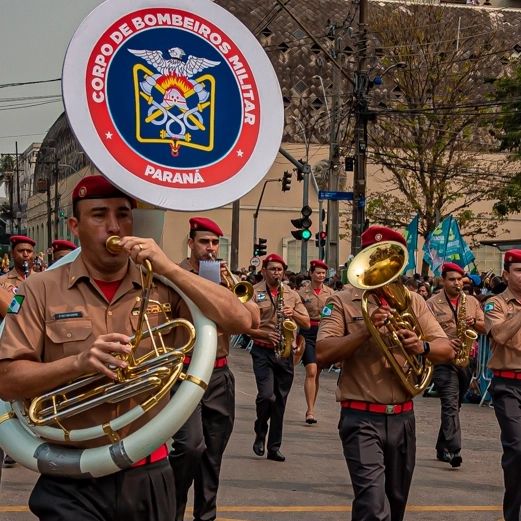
86, 8, 260, 189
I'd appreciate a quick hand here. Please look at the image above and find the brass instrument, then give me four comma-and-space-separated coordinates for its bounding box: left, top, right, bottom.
27, 236, 196, 429
452, 289, 478, 368
274, 281, 297, 359
1, 253, 9, 272
210, 254, 253, 303
347, 240, 433, 396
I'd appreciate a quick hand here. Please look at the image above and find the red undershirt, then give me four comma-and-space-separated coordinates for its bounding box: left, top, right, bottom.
94, 279, 123, 302
313, 287, 321, 295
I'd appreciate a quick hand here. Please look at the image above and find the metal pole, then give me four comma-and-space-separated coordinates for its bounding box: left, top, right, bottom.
15, 142, 21, 234
46, 175, 52, 266
253, 179, 280, 251
351, 0, 368, 256
231, 199, 240, 271
300, 165, 310, 273
326, 25, 341, 271
53, 158, 60, 240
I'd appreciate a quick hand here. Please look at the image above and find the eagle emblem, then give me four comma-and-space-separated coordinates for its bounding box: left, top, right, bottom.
128, 47, 221, 156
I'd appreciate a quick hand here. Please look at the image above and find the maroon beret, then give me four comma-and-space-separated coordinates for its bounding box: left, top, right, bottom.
72, 175, 136, 208
442, 262, 465, 276
361, 225, 406, 248
262, 253, 287, 270
52, 239, 77, 253
9, 235, 35, 247
189, 217, 223, 237
505, 249, 521, 264
310, 259, 328, 271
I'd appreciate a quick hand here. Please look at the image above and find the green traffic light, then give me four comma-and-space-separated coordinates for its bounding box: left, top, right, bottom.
301, 229, 312, 241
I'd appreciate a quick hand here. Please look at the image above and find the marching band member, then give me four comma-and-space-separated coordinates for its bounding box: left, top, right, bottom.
426, 262, 485, 468
484, 249, 521, 521
245, 253, 310, 462
0, 234, 35, 286
170, 216, 259, 521
0, 176, 253, 521
297, 259, 334, 424
316, 225, 452, 521
52, 239, 77, 263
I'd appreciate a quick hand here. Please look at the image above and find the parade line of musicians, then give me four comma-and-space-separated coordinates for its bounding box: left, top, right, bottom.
0, 175, 520, 521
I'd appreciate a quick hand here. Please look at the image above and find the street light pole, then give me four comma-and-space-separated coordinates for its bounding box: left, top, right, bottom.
351, 0, 369, 256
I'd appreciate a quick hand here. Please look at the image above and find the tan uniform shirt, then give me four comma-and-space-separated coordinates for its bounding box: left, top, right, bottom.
484, 288, 521, 370
427, 292, 483, 340
178, 258, 230, 358
0, 255, 184, 448
0, 267, 27, 288
317, 286, 447, 404
252, 281, 309, 345
298, 284, 334, 322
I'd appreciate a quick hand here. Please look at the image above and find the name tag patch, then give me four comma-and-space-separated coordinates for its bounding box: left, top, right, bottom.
7, 294, 24, 314
54, 311, 83, 320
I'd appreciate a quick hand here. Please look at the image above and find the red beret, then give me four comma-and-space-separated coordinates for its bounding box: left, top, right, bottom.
310, 259, 328, 271
52, 239, 77, 253
361, 225, 406, 248
505, 249, 521, 264
262, 253, 287, 270
189, 217, 223, 237
72, 175, 136, 208
9, 235, 35, 247
442, 262, 465, 276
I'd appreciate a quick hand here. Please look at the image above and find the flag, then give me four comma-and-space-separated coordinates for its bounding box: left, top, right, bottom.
404, 214, 419, 273
422, 217, 452, 276
422, 216, 475, 275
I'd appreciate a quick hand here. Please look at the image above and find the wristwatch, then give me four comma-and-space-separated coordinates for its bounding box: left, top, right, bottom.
422, 341, 431, 356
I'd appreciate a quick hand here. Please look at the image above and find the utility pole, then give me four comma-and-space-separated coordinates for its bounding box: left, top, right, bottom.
53, 157, 60, 240
351, 0, 369, 256
325, 22, 342, 271
15, 142, 21, 234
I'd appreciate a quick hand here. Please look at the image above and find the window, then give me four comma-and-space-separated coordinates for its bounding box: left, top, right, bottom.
283, 237, 319, 273
472, 245, 502, 274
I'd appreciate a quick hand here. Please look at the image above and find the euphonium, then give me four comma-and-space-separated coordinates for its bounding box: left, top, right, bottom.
347, 240, 433, 396
274, 281, 297, 359
0, 238, 217, 478
452, 289, 478, 368
210, 254, 253, 303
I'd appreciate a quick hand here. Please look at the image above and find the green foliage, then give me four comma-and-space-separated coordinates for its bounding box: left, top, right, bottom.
493, 67, 521, 156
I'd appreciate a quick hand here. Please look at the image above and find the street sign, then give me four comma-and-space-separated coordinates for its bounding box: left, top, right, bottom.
318, 191, 354, 201
250, 256, 261, 267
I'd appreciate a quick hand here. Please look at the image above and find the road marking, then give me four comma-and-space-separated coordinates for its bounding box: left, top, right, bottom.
0, 504, 504, 513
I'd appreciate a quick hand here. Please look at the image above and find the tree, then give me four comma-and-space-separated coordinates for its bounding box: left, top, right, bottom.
361, 5, 514, 251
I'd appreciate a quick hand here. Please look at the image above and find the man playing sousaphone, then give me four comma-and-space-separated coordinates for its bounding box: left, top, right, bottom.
427, 262, 485, 468
0, 175, 253, 521
316, 225, 453, 521
171, 216, 260, 521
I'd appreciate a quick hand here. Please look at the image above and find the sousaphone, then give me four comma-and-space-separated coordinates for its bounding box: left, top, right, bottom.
0, 0, 283, 477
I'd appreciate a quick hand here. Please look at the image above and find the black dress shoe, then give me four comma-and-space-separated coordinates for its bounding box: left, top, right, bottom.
449, 452, 462, 468
253, 436, 265, 457
267, 450, 285, 462
436, 450, 450, 463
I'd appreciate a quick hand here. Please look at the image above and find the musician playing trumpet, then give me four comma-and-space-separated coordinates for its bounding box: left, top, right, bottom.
171, 217, 260, 521
426, 262, 485, 468
0, 176, 253, 521
316, 226, 452, 521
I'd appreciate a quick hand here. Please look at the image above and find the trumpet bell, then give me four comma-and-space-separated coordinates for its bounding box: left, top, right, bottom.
233, 281, 254, 303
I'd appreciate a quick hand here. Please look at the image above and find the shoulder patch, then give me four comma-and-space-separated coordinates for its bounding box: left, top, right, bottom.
256, 292, 267, 302
484, 302, 495, 313
321, 303, 334, 318
7, 294, 24, 314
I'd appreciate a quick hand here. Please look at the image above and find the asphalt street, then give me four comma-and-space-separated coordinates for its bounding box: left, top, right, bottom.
0, 344, 505, 521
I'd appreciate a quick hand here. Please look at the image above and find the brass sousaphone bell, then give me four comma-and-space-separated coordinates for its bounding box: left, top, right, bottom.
347, 241, 433, 396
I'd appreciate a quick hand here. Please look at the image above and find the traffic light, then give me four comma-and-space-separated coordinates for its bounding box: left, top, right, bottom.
345, 156, 354, 171
315, 230, 327, 247
254, 237, 267, 257
281, 171, 292, 192
291, 205, 313, 241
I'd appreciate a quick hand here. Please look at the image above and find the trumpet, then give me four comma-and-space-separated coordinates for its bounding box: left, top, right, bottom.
209, 254, 254, 303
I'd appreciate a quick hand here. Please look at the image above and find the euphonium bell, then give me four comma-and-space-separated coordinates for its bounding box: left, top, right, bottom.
347, 240, 433, 396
